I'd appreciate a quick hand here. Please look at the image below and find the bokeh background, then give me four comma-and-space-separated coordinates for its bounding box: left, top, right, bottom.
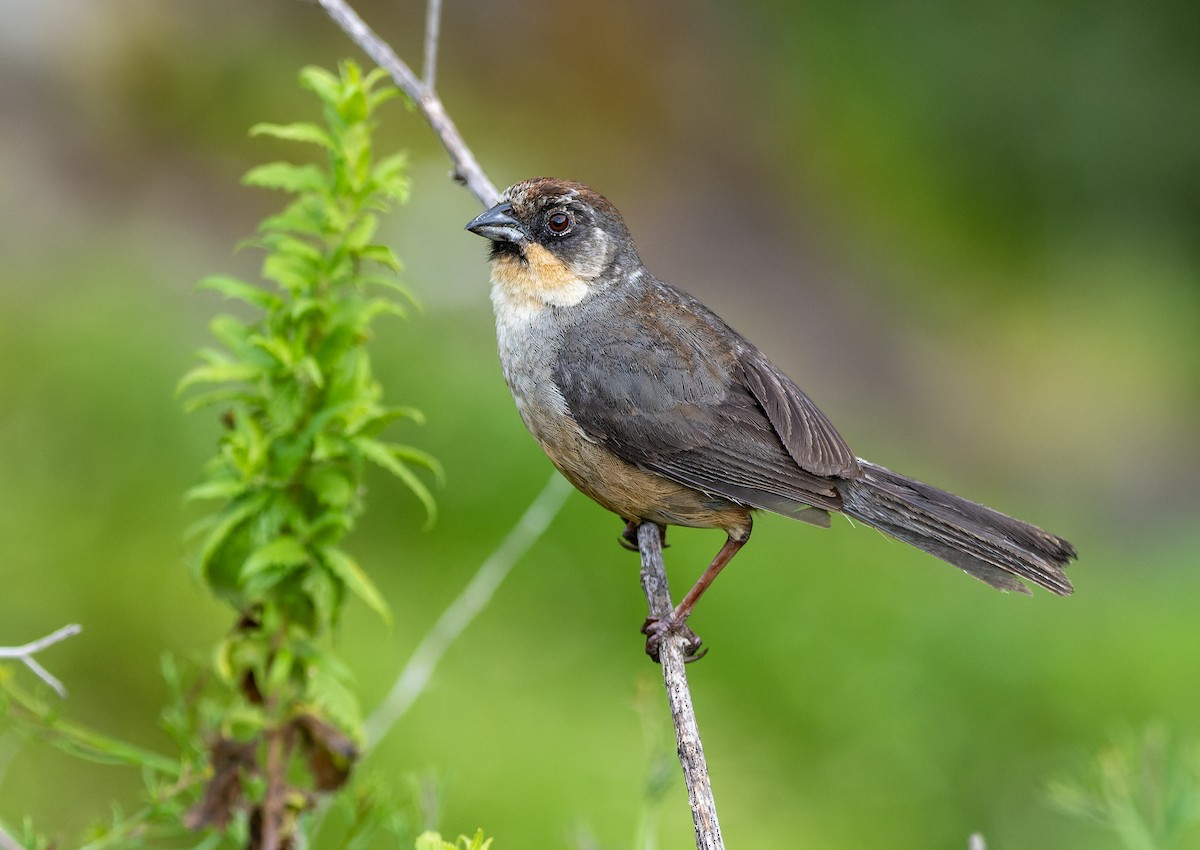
2, 1, 1199, 847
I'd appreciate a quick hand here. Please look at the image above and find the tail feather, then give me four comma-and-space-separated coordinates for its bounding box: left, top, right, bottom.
838, 460, 1076, 595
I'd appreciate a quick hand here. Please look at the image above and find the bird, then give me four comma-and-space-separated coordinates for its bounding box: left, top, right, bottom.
465, 177, 1076, 661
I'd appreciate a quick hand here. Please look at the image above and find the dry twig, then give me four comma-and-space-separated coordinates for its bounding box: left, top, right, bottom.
0, 623, 82, 698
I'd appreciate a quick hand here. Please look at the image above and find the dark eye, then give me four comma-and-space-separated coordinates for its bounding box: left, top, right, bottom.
546, 211, 572, 235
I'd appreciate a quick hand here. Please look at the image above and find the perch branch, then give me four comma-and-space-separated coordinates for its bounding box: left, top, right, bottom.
315, 0, 499, 207
638, 523, 724, 850
0, 624, 82, 698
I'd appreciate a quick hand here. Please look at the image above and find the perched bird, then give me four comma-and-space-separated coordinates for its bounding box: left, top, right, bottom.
466, 178, 1076, 661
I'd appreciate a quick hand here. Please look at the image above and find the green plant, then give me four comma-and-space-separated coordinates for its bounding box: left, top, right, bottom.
176, 59, 438, 846
1, 60, 440, 850
1050, 725, 1200, 850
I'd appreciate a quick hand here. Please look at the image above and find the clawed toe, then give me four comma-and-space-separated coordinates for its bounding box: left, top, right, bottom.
619, 522, 669, 552
641, 616, 706, 663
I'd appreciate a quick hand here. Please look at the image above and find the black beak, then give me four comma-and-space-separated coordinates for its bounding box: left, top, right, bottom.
465, 201, 526, 244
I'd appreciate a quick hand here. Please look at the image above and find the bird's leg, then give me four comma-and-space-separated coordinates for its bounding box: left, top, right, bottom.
642, 522, 751, 663
620, 520, 667, 551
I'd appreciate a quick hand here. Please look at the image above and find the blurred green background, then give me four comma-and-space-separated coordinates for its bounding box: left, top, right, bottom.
2, 1, 1199, 847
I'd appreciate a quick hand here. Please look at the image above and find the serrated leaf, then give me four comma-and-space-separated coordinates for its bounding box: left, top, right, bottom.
250, 121, 333, 149
385, 444, 444, 485
345, 405, 425, 438
177, 362, 262, 394
242, 536, 310, 581
297, 355, 325, 388
184, 477, 246, 503
262, 253, 313, 292
320, 546, 390, 625
259, 231, 324, 264
343, 212, 378, 251
181, 386, 261, 414
355, 438, 438, 527
260, 197, 328, 237
243, 162, 327, 194
307, 467, 355, 508
248, 334, 295, 370
199, 275, 282, 310
197, 491, 271, 578
298, 66, 341, 107
359, 244, 402, 272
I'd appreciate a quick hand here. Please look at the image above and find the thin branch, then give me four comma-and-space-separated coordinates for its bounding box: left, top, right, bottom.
637, 523, 724, 850
422, 0, 443, 90
0, 822, 23, 850
0, 623, 82, 698
315, 0, 499, 207
363, 474, 573, 747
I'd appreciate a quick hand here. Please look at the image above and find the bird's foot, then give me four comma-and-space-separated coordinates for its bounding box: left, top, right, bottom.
619, 521, 668, 552
641, 615, 706, 663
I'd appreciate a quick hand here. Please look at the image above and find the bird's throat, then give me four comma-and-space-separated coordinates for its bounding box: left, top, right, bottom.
490, 243, 589, 317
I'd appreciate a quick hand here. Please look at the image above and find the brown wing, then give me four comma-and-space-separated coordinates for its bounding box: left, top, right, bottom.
737, 347, 860, 478
553, 281, 858, 518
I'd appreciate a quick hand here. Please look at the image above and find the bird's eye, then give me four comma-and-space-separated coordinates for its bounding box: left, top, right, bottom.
546, 211, 572, 235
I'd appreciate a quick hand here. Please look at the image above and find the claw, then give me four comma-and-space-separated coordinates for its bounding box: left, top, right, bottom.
620, 521, 669, 552
641, 615, 706, 663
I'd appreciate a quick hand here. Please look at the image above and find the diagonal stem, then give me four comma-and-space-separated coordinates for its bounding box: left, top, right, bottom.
637, 523, 724, 850
315, 0, 498, 207
364, 474, 572, 747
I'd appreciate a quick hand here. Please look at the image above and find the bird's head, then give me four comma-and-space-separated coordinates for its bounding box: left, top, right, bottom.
465, 178, 640, 311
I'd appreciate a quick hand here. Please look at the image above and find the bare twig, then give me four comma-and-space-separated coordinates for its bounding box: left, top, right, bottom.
315, 0, 498, 207
422, 0, 443, 90
0, 821, 23, 850
0, 623, 82, 698
637, 524, 723, 850
364, 474, 573, 747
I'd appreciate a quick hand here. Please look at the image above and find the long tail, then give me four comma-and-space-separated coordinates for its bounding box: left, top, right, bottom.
837, 460, 1076, 595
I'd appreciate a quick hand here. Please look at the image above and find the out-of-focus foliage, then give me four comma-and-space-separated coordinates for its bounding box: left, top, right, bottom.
0, 2, 1198, 849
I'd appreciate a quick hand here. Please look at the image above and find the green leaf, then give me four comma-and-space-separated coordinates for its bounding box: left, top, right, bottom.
307, 467, 355, 508
242, 536, 310, 581
197, 491, 272, 580
260, 196, 327, 236
298, 65, 342, 107
262, 253, 314, 291
320, 546, 390, 625
415, 834, 455, 850
243, 162, 327, 194
199, 275, 282, 310
250, 121, 333, 149
184, 477, 245, 503
355, 437, 438, 527
359, 244, 403, 272
385, 444, 444, 485
371, 152, 410, 202
209, 315, 252, 351
176, 362, 262, 394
